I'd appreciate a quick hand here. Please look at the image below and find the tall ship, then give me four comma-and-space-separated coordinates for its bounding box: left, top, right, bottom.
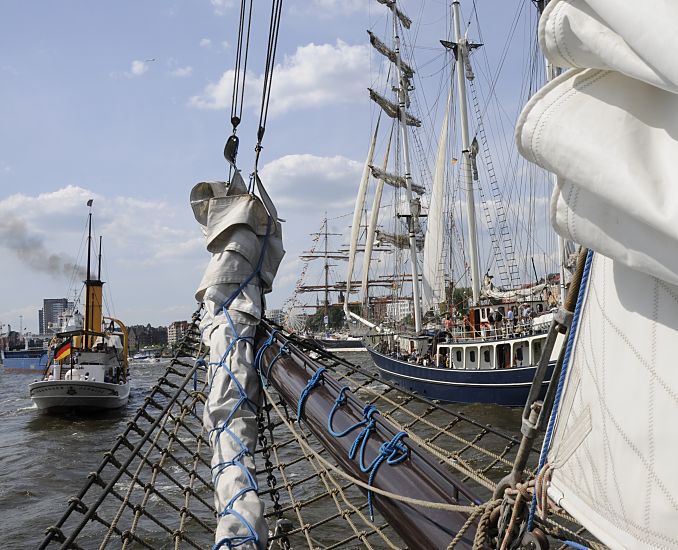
343, 0, 570, 405
32, 2, 678, 550
283, 215, 366, 351
29, 202, 130, 413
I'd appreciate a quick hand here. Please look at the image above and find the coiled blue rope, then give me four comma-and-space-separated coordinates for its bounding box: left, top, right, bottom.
527, 250, 594, 530
296, 367, 326, 420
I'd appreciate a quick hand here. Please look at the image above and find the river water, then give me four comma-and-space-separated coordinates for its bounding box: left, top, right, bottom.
0, 354, 525, 549
0, 360, 169, 549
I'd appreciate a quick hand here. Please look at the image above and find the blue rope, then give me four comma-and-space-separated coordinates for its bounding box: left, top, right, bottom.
528, 250, 594, 530
253, 329, 278, 373
563, 541, 590, 550
209, 220, 273, 550
327, 386, 354, 436
364, 431, 409, 519
219, 216, 272, 314
347, 405, 380, 467
296, 367, 326, 420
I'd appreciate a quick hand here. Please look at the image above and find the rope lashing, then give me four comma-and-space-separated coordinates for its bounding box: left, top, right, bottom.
254, 329, 290, 386
528, 250, 594, 530
327, 386, 353, 436
347, 405, 380, 468
219, 216, 272, 315
363, 431, 409, 520
296, 367, 326, 420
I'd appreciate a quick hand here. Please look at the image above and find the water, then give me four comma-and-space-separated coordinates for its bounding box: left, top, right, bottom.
0, 360, 168, 549
0, 354, 526, 549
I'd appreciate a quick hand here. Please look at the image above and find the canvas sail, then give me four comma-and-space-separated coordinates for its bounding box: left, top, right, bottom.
517, 1, 678, 548
421, 91, 449, 312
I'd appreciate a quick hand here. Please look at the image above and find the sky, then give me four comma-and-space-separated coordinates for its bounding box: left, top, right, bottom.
0, 0, 541, 334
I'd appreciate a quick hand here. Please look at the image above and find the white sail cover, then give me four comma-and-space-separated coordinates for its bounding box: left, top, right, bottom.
191, 171, 284, 549
517, 1, 678, 548
421, 92, 449, 312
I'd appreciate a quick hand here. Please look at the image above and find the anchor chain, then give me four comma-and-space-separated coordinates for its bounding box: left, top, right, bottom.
256, 392, 290, 550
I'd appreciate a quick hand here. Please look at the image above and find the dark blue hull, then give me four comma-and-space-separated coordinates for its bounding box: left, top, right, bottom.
366, 347, 555, 407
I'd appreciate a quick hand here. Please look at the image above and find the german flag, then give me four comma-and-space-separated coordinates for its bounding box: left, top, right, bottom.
54, 340, 71, 361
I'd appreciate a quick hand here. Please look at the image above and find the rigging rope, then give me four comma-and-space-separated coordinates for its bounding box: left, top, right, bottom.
255, 0, 284, 170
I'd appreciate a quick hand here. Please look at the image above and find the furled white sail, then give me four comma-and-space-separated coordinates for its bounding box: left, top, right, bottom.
191, 171, 284, 549
360, 135, 392, 302
376, 229, 423, 251
345, 123, 379, 315
369, 165, 424, 195
480, 282, 546, 301
368, 31, 414, 79
421, 92, 450, 312
369, 89, 421, 127
517, 1, 678, 548
375, 0, 411, 29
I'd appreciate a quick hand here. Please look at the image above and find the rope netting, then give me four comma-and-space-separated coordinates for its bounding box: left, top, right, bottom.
37, 311, 603, 550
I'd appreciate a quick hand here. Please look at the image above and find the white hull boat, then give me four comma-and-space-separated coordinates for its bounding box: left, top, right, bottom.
30, 379, 130, 412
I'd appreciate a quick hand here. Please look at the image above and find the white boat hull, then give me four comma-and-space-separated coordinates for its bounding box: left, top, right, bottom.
29, 379, 130, 412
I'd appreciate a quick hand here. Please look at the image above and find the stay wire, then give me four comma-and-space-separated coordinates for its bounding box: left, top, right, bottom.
255, 0, 284, 170
231, 0, 254, 130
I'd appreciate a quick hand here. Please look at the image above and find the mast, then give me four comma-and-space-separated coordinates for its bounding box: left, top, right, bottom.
390, 1, 423, 332
323, 215, 329, 325
452, 1, 482, 305
98, 235, 102, 281
84, 207, 92, 349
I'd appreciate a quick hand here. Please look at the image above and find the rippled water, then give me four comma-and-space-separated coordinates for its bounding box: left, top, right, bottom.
0, 354, 525, 549
0, 360, 168, 549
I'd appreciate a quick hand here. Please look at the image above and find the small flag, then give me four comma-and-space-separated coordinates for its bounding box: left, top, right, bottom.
54, 340, 72, 361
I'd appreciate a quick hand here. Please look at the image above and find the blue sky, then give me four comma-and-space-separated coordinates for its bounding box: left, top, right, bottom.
0, 0, 540, 333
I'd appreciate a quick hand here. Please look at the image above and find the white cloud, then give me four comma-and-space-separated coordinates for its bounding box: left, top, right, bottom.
188, 40, 369, 115
130, 60, 149, 76
221, 40, 230, 50
210, 0, 234, 15
199, 38, 212, 48
261, 154, 362, 212
170, 66, 193, 78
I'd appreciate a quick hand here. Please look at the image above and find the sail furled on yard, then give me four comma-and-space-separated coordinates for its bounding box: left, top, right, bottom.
190, 171, 284, 549
368, 31, 414, 80
376, 229, 423, 251
369, 165, 424, 195
375, 0, 411, 29
421, 91, 450, 312
369, 89, 421, 127
516, 1, 678, 548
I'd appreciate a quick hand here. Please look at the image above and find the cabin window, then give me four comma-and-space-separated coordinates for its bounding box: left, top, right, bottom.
516, 347, 523, 361
532, 339, 543, 364
483, 349, 490, 363
469, 350, 476, 363
537, 303, 544, 313
456, 350, 462, 362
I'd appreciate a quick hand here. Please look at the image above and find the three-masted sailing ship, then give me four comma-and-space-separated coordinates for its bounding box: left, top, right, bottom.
345, 0, 568, 405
